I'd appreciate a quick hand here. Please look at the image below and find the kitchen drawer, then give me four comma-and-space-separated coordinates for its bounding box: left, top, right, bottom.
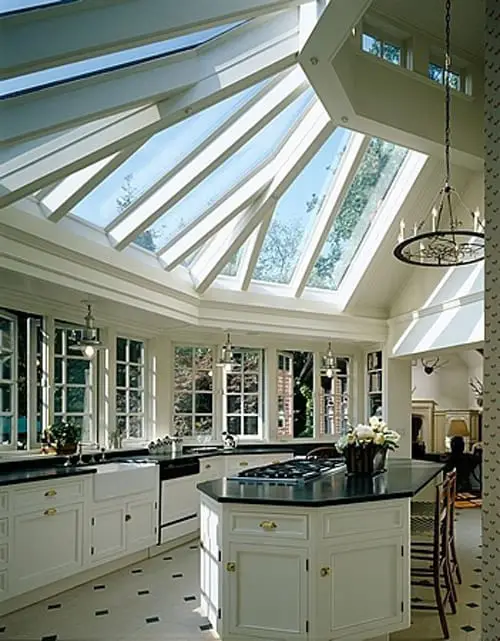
0, 542, 9, 565
199, 457, 224, 482
224, 455, 264, 476
229, 511, 309, 540
12, 479, 86, 513
0, 570, 7, 599
0, 493, 8, 515
322, 502, 406, 539
258, 452, 294, 466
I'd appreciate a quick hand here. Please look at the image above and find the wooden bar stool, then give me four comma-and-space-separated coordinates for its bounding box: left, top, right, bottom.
410, 477, 456, 639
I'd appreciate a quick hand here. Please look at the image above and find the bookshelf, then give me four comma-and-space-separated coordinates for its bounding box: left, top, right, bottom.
367, 350, 383, 419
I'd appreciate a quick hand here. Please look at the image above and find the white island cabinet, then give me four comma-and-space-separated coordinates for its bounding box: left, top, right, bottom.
198, 460, 444, 641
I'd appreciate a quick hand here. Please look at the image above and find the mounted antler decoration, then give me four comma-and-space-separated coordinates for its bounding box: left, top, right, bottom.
469, 377, 483, 408
421, 357, 448, 375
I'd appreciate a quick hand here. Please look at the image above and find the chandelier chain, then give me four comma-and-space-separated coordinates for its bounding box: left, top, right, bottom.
444, 0, 452, 186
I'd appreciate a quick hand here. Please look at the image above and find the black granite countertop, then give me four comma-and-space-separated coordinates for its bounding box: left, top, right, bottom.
197, 459, 445, 507
0, 465, 97, 487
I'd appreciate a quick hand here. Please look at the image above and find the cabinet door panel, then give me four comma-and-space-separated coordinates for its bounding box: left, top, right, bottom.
319, 535, 404, 639
12, 503, 84, 594
91, 505, 126, 563
161, 476, 198, 524
126, 497, 157, 552
226, 543, 308, 640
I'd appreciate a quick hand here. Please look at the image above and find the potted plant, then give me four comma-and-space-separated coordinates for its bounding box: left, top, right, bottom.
335, 417, 400, 476
48, 420, 81, 455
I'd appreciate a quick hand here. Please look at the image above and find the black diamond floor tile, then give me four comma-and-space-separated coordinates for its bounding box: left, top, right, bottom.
93, 584, 106, 591
461, 625, 476, 632
466, 602, 480, 608
172, 573, 183, 578
47, 603, 62, 610
184, 595, 196, 602
199, 623, 213, 631
41, 636, 58, 641
473, 567, 481, 573
163, 556, 173, 561
470, 583, 481, 589
146, 616, 160, 624
95, 609, 109, 616
131, 568, 143, 574
138, 590, 150, 596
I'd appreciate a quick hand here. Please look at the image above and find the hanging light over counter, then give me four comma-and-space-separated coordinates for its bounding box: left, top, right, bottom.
216, 332, 235, 372
393, 0, 484, 267
321, 342, 339, 378
69, 303, 104, 359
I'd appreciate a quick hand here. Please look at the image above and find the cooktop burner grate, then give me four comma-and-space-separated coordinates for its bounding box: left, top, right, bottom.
228, 458, 344, 485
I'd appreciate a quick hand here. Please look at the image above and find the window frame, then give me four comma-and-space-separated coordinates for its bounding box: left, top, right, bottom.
360, 30, 405, 67
319, 356, 351, 438
53, 322, 97, 443
0, 310, 18, 448
427, 59, 463, 92
223, 347, 264, 440
115, 336, 146, 441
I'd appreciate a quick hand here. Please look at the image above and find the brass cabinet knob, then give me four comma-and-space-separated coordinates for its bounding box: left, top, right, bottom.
239, 461, 248, 467
44, 489, 57, 497
259, 520, 277, 531
320, 566, 331, 577
205, 464, 211, 469
44, 508, 57, 516
226, 562, 236, 572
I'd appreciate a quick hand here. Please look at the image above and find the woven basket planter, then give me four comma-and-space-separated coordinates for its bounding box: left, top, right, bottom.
344, 443, 388, 476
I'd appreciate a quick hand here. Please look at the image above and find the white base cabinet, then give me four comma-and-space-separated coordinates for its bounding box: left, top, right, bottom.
199, 495, 410, 641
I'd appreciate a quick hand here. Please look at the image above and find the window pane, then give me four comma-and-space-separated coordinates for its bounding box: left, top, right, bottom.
243, 351, 260, 371
0, 356, 12, 380
129, 365, 143, 389
0, 416, 12, 444
307, 138, 408, 290
54, 387, 63, 413
174, 346, 193, 371
0, 318, 13, 352
54, 328, 63, 355
116, 338, 127, 362
243, 375, 258, 393
174, 393, 192, 414
227, 416, 240, 435
195, 371, 212, 391
448, 71, 461, 90
116, 390, 127, 412
243, 395, 258, 414
129, 340, 143, 364
226, 374, 241, 393
194, 393, 211, 414
174, 415, 193, 436
67, 387, 86, 413
116, 363, 126, 388
428, 63, 444, 83
253, 128, 351, 284
0, 383, 11, 412
66, 329, 83, 350
227, 395, 241, 414
129, 390, 142, 414
54, 357, 63, 384
243, 416, 258, 435
128, 416, 144, 439
382, 42, 401, 65
67, 358, 90, 385
194, 347, 213, 370
194, 416, 212, 435
361, 33, 381, 56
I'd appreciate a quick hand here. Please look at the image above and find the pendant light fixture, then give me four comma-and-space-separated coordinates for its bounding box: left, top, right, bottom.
321, 342, 338, 378
216, 332, 235, 372
393, 0, 484, 267
69, 303, 104, 359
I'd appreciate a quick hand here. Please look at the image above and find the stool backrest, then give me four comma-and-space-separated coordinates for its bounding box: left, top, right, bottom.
306, 447, 337, 460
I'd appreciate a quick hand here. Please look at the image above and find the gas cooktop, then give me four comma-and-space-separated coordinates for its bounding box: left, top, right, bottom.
228, 459, 345, 485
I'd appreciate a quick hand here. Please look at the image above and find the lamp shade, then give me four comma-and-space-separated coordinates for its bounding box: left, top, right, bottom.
447, 419, 470, 438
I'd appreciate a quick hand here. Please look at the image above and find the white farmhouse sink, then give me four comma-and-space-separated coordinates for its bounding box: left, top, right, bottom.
93, 462, 158, 501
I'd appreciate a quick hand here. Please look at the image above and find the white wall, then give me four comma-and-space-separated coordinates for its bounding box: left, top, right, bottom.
411, 351, 482, 409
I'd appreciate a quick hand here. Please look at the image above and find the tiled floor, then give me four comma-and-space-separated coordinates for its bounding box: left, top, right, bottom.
0, 509, 481, 641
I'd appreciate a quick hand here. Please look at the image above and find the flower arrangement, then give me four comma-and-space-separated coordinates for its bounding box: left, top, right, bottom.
47, 419, 81, 453
336, 416, 401, 452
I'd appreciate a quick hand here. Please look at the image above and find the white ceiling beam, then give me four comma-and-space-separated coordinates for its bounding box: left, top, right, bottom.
0, 107, 151, 207
158, 174, 272, 270
0, 12, 299, 205
290, 132, 369, 297
1, 11, 300, 146
44, 143, 143, 223
108, 68, 308, 249
238, 211, 274, 290
3, 0, 303, 78
191, 200, 275, 293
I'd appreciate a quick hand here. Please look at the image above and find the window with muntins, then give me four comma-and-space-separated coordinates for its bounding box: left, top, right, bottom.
224, 349, 262, 437
319, 357, 350, 437
173, 346, 213, 437
361, 33, 402, 66
0, 313, 16, 446
428, 62, 461, 91
54, 326, 95, 442
276, 350, 314, 439
116, 337, 145, 439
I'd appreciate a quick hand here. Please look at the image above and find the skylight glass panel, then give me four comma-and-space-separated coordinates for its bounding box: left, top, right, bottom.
140, 90, 314, 251
1, 23, 242, 97
220, 247, 245, 277
252, 127, 351, 284
307, 138, 408, 291
72, 81, 267, 228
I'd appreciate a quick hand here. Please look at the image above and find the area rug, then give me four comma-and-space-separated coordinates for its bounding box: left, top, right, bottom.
455, 492, 482, 509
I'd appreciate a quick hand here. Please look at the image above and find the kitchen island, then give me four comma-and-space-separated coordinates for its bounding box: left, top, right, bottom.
197, 458, 444, 641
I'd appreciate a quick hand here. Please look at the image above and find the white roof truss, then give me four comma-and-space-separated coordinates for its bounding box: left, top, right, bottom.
0, 11, 300, 207
290, 132, 369, 297
107, 67, 309, 249
3, 0, 304, 78
1, 10, 300, 146
239, 210, 274, 290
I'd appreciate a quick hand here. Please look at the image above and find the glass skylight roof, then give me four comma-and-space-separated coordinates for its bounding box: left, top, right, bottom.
1, 22, 243, 97
3, 4, 427, 304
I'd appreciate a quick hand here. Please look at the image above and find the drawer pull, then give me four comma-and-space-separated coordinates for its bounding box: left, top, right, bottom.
259, 520, 277, 531
44, 489, 57, 497
239, 461, 248, 467
226, 562, 236, 572
44, 508, 57, 516
320, 566, 331, 577
205, 464, 211, 469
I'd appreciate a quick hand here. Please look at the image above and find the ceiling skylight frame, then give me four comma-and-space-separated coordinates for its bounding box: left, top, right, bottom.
239, 210, 275, 290
290, 133, 369, 297
107, 68, 309, 250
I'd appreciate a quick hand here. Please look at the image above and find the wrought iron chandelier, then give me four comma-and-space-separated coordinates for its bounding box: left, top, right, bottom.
69, 303, 104, 359
393, 0, 484, 267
